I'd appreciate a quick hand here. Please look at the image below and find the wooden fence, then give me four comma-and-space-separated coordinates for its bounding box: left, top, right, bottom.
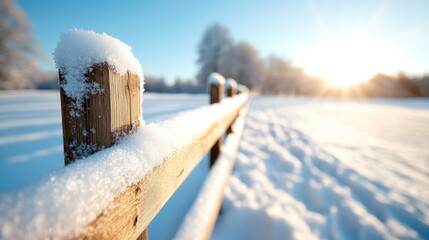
59, 65, 249, 239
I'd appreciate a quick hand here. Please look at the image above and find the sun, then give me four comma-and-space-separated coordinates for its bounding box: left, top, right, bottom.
304, 36, 383, 88
298, 35, 392, 88
317, 37, 374, 87
293, 1, 417, 90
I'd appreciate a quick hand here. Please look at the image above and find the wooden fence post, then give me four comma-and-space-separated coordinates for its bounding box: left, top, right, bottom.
226, 78, 237, 97
59, 63, 141, 165
59, 63, 148, 240
208, 73, 225, 166
226, 78, 237, 134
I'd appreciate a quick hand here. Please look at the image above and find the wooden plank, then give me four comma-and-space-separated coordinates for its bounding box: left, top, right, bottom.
73, 95, 248, 240
136, 229, 148, 240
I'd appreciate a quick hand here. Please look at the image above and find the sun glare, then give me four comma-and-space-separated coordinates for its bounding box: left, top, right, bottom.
319, 38, 373, 87
297, 35, 400, 88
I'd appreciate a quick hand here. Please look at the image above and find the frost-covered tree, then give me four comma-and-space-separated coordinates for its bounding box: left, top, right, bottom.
262, 56, 292, 94
196, 23, 232, 86
262, 55, 318, 95
221, 41, 264, 88
0, 0, 41, 89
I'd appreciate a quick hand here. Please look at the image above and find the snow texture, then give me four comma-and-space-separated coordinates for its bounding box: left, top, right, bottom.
225, 78, 237, 90
0, 92, 249, 240
212, 96, 429, 240
207, 72, 225, 86
174, 107, 247, 240
53, 29, 144, 116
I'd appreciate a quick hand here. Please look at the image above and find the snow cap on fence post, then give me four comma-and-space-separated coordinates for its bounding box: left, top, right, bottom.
208, 72, 225, 105
226, 78, 237, 97
208, 72, 225, 86
208, 72, 225, 166
54, 29, 144, 165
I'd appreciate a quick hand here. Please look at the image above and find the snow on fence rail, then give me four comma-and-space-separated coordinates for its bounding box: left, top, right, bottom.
0, 30, 249, 240
175, 106, 248, 240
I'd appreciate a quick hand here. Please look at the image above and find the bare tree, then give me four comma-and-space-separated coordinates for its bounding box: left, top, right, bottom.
0, 0, 41, 89
196, 23, 232, 86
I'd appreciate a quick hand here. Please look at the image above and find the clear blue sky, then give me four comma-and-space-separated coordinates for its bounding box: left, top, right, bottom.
17, 0, 429, 84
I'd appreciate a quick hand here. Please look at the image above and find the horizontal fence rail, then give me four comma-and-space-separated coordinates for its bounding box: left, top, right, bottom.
174, 105, 248, 240
78, 89, 249, 239
68, 71, 249, 239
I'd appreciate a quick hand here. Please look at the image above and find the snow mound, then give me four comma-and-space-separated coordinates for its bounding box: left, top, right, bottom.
213, 97, 429, 240
208, 72, 225, 86
54, 29, 144, 114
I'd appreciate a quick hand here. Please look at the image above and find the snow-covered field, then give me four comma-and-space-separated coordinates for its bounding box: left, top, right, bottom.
0, 92, 428, 239
213, 96, 429, 239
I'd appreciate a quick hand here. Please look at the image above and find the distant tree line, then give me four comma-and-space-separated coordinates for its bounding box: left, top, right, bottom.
370, 72, 425, 97
146, 23, 429, 97
145, 76, 205, 94
146, 23, 323, 95
325, 72, 429, 98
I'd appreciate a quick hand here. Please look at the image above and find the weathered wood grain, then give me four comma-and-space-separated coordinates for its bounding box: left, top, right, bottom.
59, 63, 141, 165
